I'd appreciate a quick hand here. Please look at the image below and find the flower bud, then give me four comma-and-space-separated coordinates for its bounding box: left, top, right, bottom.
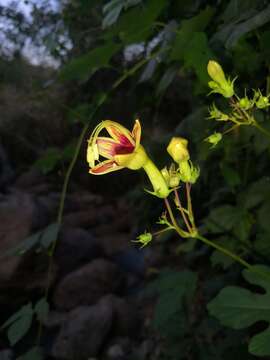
205, 132, 222, 148
133, 232, 152, 248
167, 137, 190, 164
207, 60, 235, 98
239, 97, 253, 110
208, 104, 229, 121
256, 95, 269, 109
161, 165, 180, 188
178, 160, 200, 184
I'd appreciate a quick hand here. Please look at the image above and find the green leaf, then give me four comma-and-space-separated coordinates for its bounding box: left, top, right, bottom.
2, 303, 33, 346
208, 265, 270, 356
59, 42, 121, 81
182, 31, 214, 84
105, 0, 167, 44
213, 4, 270, 48
17, 346, 43, 360
34, 298, 49, 323
170, 6, 214, 60
156, 66, 177, 95
221, 164, 241, 188
148, 270, 197, 332
103, 0, 124, 28
0, 232, 41, 258
40, 223, 59, 249
241, 178, 270, 209
205, 205, 242, 233
34, 148, 61, 174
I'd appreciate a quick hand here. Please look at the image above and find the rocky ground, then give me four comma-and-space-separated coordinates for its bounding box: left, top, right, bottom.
0, 148, 164, 360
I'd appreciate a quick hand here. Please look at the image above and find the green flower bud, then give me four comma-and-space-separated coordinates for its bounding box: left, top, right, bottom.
167, 137, 190, 164
207, 60, 235, 98
178, 160, 200, 184
256, 94, 270, 109
205, 132, 222, 148
208, 104, 229, 121
161, 165, 181, 188
239, 97, 253, 110
133, 232, 152, 248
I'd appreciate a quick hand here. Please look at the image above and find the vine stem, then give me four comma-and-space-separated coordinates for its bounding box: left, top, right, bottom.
253, 121, 270, 139
195, 234, 270, 282
37, 51, 159, 346
173, 189, 192, 233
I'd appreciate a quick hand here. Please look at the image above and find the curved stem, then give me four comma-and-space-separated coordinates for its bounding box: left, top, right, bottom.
174, 189, 192, 233
253, 121, 270, 139
37, 52, 156, 345
164, 198, 189, 238
195, 234, 270, 282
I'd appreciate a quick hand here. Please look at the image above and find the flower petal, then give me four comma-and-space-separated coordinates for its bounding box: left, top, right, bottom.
104, 121, 135, 147
96, 137, 118, 159
89, 159, 123, 175
132, 119, 141, 150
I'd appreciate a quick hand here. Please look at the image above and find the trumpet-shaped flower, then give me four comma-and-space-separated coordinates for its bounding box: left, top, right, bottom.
87, 119, 170, 198
87, 119, 147, 174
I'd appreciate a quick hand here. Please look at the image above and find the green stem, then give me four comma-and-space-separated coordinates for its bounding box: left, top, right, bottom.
143, 158, 170, 198
164, 198, 189, 238
253, 120, 270, 139
195, 234, 270, 282
37, 52, 156, 345
174, 189, 192, 233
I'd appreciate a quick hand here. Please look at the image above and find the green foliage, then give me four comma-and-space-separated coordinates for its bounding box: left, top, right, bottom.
208, 265, 270, 356
60, 42, 121, 82
2, 303, 33, 346
147, 270, 198, 358
1, 223, 59, 258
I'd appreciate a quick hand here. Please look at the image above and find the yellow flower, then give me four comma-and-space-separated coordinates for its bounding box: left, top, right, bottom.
87, 119, 147, 174
87, 119, 170, 198
167, 137, 190, 164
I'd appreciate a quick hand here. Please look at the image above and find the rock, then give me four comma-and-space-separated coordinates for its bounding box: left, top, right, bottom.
0, 192, 35, 283
51, 297, 114, 359
54, 227, 102, 276
106, 344, 124, 359
13, 168, 45, 191
0, 144, 14, 188
53, 259, 125, 310
108, 295, 140, 336
0, 349, 13, 360
97, 233, 131, 256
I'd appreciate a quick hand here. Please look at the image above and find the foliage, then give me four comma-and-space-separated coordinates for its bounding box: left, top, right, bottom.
1, 0, 270, 358
208, 265, 270, 356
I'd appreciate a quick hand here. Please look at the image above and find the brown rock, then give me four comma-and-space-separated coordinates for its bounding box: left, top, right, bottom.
51, 297, 114, 359
0, 192, 35, 282
55, 227, 102, 276
53, 259, 125, 310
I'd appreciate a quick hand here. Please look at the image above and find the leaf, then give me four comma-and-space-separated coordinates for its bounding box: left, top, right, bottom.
182, 31, 214, 84
0, 232, 41, 258
205, 205, 242, 233
34, 148, 61, 174
102, 0, 124, 28
2, 303, 33, 346
105, 0, 167, 44
59, 42, 121, 82
241, 178, 270, 209
40, 223, 59, 249
208, 265, 270, 356
148, 270, 197, 332
17, 347, 43, 360
34, 298, 49, 323
156, 66, 177, 95
221, 164, 241, 188
213, 4, 270, 48
170, 6, 214, 60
